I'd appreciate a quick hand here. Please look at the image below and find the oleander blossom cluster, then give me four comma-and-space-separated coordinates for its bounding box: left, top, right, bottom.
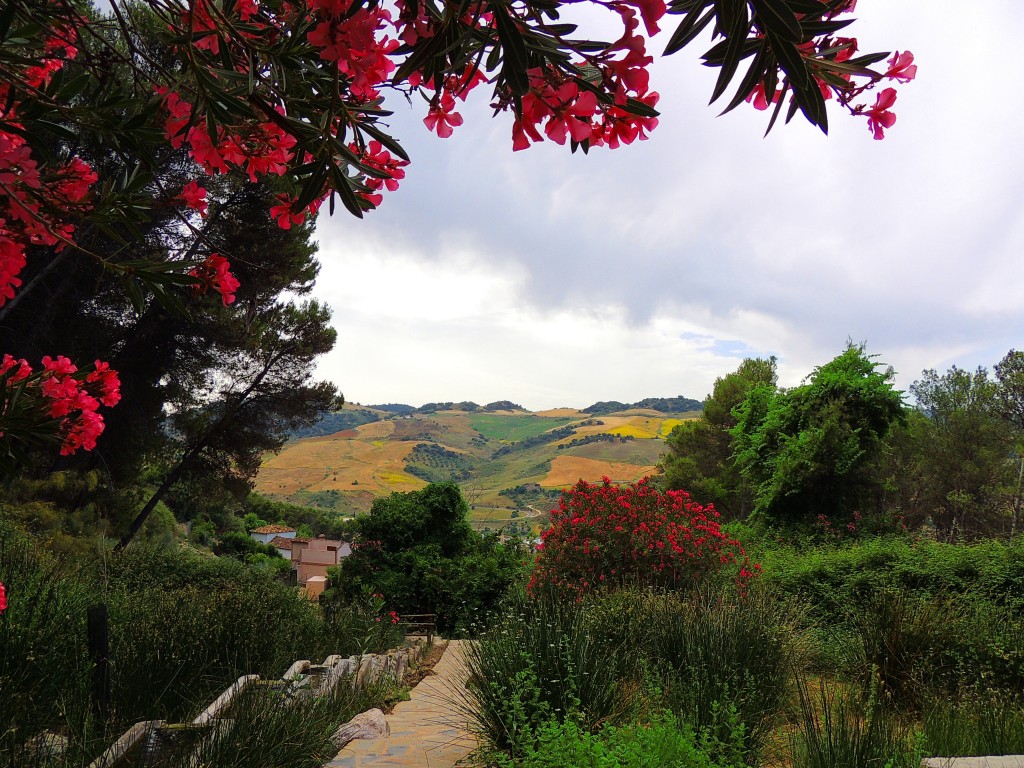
742, 0, 917, 139
529, 477, 759, 598
0, 355, 122, 455
0, 25, 96, 307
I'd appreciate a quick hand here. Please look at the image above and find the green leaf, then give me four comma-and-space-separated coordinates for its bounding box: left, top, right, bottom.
358, 122, 412, 163
295, 165, 329, 212
751, 0, 801, 42
721, 41, 772, 114
328, 165, 365, 218
494, 8, 531, 96
622, 97, 660, 118
708, 3, 751, 104
768, 30, 810, 89
0, 2, 17, 41
663, 5, 715, 56
763, 81, 788, 135
847, 51, 891, 68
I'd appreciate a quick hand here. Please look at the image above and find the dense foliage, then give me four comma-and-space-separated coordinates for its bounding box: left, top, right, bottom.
333, 482, 524, 635
662, 357, 777, 518
732, 344, 906, 524
663, 345, 1024, 539
0, 525, 403, 765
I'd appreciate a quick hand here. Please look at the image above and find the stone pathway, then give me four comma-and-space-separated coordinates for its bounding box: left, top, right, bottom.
327, 640, 479, 768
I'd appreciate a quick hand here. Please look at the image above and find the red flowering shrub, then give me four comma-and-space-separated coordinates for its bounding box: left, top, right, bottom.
529, 477, 758, 597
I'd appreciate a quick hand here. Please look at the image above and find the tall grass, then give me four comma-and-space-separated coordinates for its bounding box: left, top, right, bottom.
463, 590, 636, 757
103, 544, 404, 723
642, 586, 801, 762
0, 529, 99, 766
1, 537, 405, 765
192, 677, 395, 768
791, 676, 923, 768
923, 694, 1024, 757
844, 589, 1024, 709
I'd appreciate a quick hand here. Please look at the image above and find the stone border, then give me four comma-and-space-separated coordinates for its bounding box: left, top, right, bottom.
86, 637, 430, 768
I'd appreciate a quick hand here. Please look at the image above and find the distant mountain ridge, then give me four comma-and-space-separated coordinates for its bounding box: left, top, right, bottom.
292, 396, 701, 440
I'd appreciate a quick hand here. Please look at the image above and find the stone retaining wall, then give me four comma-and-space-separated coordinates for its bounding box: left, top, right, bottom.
86, 637, 430, 768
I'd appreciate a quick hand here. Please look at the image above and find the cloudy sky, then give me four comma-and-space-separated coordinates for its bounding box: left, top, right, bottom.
309, 0, 1024, 411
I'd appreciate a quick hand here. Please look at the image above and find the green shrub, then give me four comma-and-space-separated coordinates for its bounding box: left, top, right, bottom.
490, 712, 746, 768
759, 537, 1024, 626
463, 591, 636, 757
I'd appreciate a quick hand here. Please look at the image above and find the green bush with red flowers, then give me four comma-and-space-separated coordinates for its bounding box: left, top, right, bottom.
528, 477, 758, 597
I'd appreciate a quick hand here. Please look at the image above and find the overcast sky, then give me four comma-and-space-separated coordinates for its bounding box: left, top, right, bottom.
309, 0, 1024, 411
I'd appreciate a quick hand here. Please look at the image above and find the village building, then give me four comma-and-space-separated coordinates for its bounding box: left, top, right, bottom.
249, 524, 297, 545
248, 526, 351, 586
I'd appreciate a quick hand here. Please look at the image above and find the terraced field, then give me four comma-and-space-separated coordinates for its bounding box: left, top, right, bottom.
255, 403, 699, 529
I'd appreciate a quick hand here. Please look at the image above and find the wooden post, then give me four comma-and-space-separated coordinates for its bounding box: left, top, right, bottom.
88, 604, 110, 724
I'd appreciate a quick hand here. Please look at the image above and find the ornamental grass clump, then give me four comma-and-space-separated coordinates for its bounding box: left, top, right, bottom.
528, 477, 758, 598
192, 677, 395, 768
791, 676, 923, 768
922, 693, 1024, 757
644, 586, 802, 763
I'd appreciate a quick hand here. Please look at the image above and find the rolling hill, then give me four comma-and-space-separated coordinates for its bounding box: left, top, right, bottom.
255, 400, 701, 532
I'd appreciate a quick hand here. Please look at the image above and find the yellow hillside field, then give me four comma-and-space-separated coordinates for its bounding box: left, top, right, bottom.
542, 455, 657, 487
255, 434, 422, 495
659, 418, 690, 437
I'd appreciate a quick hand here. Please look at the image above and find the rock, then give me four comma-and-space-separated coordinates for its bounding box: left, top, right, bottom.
330, 708, 390, 750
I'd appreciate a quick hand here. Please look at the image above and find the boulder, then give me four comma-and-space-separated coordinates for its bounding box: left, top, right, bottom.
330, 708, 390, 750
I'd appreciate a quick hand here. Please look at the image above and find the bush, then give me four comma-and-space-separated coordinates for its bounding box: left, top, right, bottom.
463, 591, 636, 758
490, 712, 745, 768
759, 537, 1024, 625
337, 483, 523, 636
529, 477, 756, 598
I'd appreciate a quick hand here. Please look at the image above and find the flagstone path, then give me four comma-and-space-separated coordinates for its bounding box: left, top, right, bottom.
327, 640, 479, 768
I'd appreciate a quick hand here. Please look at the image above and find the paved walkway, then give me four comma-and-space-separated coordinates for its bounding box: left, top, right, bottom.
327, 640, 479, 768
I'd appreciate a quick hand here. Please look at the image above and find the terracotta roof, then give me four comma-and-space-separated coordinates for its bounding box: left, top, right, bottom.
291, 537, 311, 544
268, 536, 294, 549
251, 524, 295, 534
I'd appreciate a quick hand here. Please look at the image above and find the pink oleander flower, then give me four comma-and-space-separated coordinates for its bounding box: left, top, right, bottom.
423, 92, 463, 138
885, 51, 917, 83
865, 87, 897, 140
190, 254, 241, 305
